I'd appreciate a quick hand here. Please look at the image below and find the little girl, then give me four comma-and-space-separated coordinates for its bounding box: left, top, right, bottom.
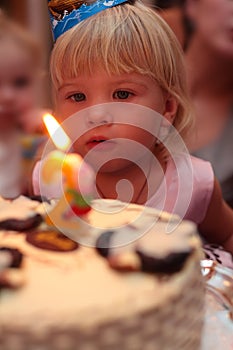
0, 11, 47, 198
33, 0, 233, 257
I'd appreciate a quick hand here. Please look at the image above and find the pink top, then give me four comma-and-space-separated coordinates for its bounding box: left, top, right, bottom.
146, 155, 214, 224
32, 154, 214, 225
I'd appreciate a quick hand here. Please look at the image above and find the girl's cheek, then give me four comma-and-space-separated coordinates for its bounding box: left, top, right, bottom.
73, 140, 85, 156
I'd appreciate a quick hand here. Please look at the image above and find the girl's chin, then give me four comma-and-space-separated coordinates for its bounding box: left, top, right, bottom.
87, 158, 133, 174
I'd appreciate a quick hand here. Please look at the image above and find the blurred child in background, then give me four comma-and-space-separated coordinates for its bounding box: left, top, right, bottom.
152, 0, 233, 209
0, 10, 48, 198
150, 0, 186, 48
183, 0, 233, 209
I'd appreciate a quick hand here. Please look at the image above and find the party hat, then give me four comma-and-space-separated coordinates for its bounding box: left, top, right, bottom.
48, 0, 128, 41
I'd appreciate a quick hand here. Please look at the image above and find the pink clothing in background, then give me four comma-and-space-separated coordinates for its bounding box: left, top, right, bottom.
146, 155, 214, 224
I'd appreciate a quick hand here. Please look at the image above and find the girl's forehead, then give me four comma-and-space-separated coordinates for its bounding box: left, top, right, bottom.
59, 69, 158, 88
59, 60, 156, 83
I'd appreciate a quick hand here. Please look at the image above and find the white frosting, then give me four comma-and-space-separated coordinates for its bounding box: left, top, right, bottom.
0, 198, 203, 340
0, 196, 50, 221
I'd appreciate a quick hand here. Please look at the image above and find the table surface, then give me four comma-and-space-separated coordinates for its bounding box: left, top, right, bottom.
201, 291, 233, 350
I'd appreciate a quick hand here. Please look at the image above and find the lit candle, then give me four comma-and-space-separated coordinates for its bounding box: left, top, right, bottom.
43, 113, 71, 151
41, 114, 95, 237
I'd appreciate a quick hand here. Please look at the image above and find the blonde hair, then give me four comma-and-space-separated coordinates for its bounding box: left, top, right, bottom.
50, 1, 193, 138
0, 10, 42, 70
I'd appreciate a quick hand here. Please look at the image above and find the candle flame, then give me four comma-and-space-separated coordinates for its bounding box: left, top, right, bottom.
43, 113, 71, 151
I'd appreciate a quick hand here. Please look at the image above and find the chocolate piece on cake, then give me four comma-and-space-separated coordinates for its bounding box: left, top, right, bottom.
0, 214, 42, 231
0, 195, 51, 231
28, 195, 51, 203
0, 248, 25, 289
136, 249, 192, 274
96, 230, 116, 257
26, 230, 79, 252
95, 222, 193, 274
0, 247, 23, 268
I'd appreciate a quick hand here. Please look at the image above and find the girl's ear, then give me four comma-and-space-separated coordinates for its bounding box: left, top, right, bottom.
163, 95, 178, 124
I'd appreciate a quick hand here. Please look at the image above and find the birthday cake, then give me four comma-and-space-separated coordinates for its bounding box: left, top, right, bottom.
0, 195, 205, 350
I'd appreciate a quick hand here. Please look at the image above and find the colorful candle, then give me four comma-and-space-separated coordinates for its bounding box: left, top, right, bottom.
41, 114, 95, 237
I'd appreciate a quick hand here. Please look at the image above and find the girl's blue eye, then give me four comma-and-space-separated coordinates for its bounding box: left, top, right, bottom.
71, 93, 86, 102
114, 91, 131, 99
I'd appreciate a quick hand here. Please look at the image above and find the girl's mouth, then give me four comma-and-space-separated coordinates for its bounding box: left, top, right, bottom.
86, 136, 115, 151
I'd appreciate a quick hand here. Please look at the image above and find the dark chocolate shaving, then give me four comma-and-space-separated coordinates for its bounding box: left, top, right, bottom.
0, 247, 23, 268
28, 195, 51, 203
0, 214, 43, 231
136, 249, 192, 274
96, 230, 116, 257
25, 231, 79, 252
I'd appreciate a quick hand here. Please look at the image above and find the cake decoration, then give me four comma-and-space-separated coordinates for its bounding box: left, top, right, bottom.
136, 250, 192, 274
25, 230, 79, 252
0, 196, 205, 349
108, 251, 142, 271
48, 0, 129, 41
0, 248, 24, 289
0, 196, 43, 231
0, 214, 42, 232
0, 250, 12, 270
95, 228, 193, 273
40, 114, 95, 239
96, 230, 116, 257
28, 195, 51, 203
0, 247, 23, 268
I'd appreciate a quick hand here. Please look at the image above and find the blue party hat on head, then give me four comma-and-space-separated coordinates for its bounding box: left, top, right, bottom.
48, 0, 129, 41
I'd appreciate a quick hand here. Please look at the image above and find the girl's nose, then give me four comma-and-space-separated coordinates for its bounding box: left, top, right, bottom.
85, 104, 113, 127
